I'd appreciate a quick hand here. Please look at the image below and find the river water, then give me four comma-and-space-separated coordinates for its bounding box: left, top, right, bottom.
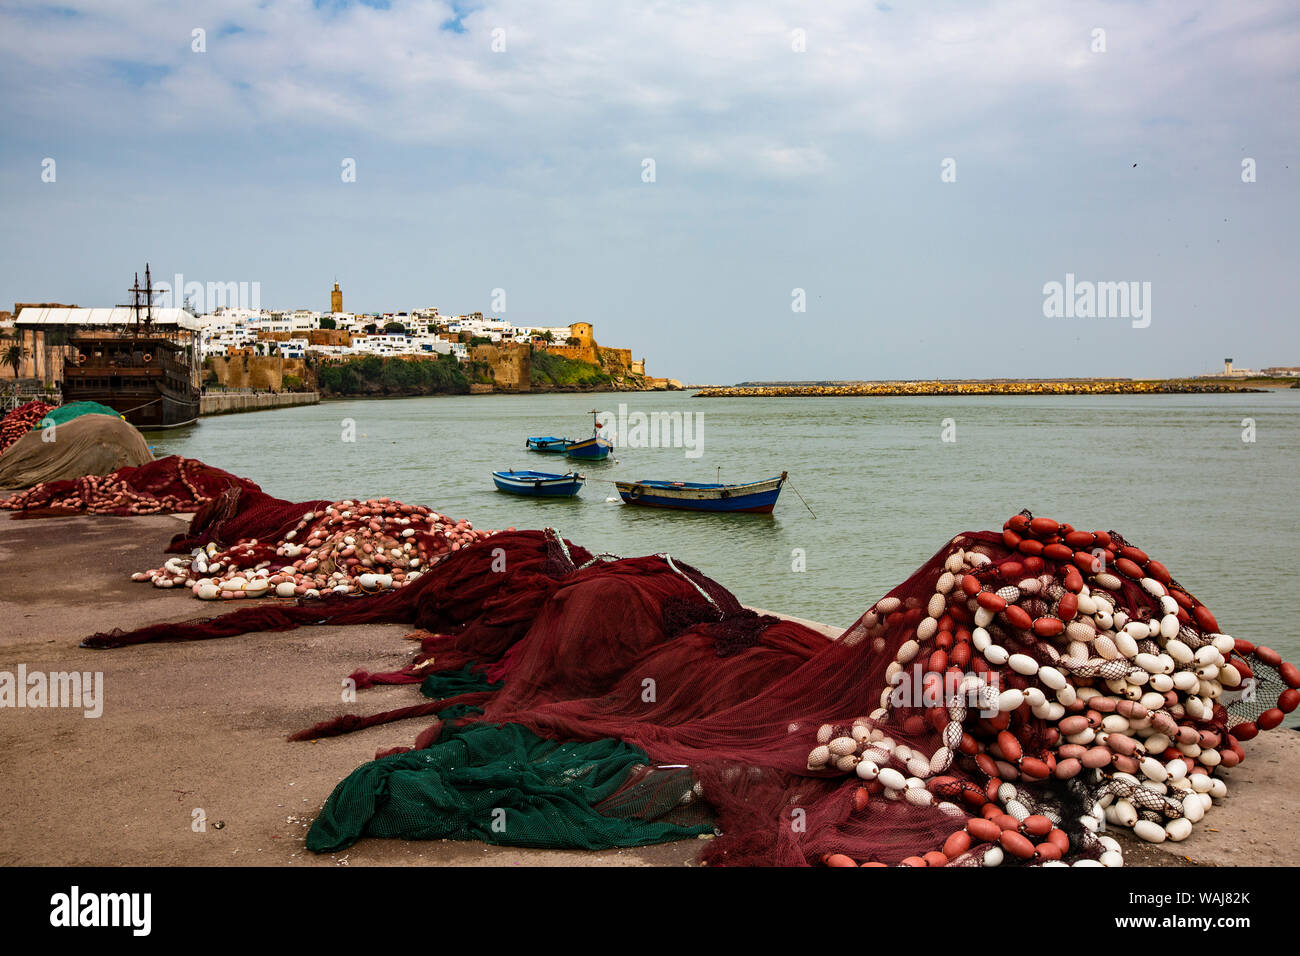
153, 390, 1300, 669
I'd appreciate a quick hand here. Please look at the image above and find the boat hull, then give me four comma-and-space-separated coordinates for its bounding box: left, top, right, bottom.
614, 475, 785, 513
60, 382, 198, 429
492, 470, 585, 498
564, 436, 612, 460
525, 436, 570, 453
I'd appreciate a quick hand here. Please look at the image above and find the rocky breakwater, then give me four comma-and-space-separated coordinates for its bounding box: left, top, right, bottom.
695, 380, 1260, 398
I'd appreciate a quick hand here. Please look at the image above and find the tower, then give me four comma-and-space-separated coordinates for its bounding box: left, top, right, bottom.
330, 282, 342, 314
1224, 358, 1234, 376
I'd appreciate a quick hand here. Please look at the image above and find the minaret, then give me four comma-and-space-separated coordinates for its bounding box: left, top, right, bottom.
330, 281, 342, 314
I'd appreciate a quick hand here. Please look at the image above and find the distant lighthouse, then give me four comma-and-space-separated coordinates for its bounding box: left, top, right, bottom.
330, 282, 342, 314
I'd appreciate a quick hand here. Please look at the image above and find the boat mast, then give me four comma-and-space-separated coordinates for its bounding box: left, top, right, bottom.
144, 263, 153, 335
129, 269, 143, 342
126, 264, 157, 346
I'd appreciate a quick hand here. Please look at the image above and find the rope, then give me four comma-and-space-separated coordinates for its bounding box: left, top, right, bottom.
786, 477, 817, 519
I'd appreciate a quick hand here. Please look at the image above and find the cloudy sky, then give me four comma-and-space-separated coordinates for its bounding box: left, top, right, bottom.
2, 0, 1297, 383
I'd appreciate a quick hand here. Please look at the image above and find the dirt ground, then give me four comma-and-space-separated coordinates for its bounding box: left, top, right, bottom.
1, 512, 1296, 866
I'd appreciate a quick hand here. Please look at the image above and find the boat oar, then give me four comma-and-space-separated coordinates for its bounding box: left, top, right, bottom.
786, 476, 817, 519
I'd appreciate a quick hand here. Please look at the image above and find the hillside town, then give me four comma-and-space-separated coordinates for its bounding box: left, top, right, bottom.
0, 281, 682, 401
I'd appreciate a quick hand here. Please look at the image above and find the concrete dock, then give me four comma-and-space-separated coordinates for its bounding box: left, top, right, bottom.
1, 512, 1296, 866
200, 391, 319, 417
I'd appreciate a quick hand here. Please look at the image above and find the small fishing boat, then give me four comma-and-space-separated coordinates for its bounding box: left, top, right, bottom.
614, 472, 787, 513
564, 410, 613, 461
492, 469, 585, 498
564, 436, 613, 460
525, 436, 570, 453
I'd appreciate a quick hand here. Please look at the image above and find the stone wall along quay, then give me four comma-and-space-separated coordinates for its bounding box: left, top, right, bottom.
200, 391, 319, 416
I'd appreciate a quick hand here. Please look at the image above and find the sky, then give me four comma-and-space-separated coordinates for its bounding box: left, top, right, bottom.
1, 0, 1297, 384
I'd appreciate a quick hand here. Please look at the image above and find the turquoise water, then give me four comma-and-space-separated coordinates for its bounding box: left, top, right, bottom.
153, 391, 1300, 667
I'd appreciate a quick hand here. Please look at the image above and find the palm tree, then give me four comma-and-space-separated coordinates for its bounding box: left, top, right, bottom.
3, 342, 26, 379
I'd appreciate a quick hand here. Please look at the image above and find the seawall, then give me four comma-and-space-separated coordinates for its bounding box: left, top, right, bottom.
200, 391, 320, 416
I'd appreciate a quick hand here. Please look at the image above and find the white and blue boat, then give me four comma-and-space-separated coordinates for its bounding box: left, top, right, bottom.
492, 469, 586, 498
614, 472, 787, 513
563, 410, 613, 461
525, 436, 570, 453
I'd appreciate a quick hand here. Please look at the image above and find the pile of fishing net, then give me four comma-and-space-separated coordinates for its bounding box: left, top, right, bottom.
0, 454, 260, 516
133, 497, 499, 599
0, 400, 54, 455
78, 505, 1300, 866
0, 414, 152, 488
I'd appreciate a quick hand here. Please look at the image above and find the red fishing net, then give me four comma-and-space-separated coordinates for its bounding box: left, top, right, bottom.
0, 455, 259, 518
72, 490, 1300, 866
0, 400, 54, 454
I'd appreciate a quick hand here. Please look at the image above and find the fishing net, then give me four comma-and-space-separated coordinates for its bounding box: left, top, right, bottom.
0, 455, 259, 517
306, 722, 715, 852
40, 401, 123, 426
0, 400, 54, 455
72, 492, 1300, 866
0, 414, 151, 488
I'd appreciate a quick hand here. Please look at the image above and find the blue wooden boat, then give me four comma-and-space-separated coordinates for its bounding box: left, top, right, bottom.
526, 436, 570, 453
564, 435, 613, 460
492, 469, 585, 498
563, 410, 613, 461
614, 472, 787, 513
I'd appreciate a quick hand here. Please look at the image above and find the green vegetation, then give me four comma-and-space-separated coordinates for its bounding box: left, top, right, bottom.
316, 354, 469, 397
384, 321, 407, 334
282, 374, 305, 391
319, 317, 337, 330
530, 347, 612, 387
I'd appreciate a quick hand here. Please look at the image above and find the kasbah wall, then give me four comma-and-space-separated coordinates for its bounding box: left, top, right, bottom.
205, 354, 312, 390
470, 341, 531, 391
539, 322, 643, 376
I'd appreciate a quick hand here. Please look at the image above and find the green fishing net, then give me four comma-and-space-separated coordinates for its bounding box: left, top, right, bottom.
306, 721, 715, 853
43, 402, 123, 426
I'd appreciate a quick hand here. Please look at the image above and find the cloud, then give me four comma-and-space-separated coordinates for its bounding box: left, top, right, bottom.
3, 0, 1293, 173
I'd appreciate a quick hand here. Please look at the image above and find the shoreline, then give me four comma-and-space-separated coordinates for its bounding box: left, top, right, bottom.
1, 512, 1296, 866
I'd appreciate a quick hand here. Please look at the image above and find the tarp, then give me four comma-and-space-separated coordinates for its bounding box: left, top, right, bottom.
0, 414, 151, 488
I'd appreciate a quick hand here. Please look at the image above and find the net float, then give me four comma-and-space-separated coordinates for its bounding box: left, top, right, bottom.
1114, 557, 1144, 579
1257, 709, 1285, 731
966, 817, 1001, 843
1093, 572, 1123, 591
1032, 617, 1064, 638
943, 830, 971, 858
999, 829, 1035, 859
1029, 517, 1059, 536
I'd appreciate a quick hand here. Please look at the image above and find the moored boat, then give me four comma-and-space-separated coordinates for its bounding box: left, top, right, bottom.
525, 436, 571, 453
564, 435, 613, 460
564, 409, 613, 460
491, 469, 586, 498
614, 472, 787, 513
59, 266, 201, 430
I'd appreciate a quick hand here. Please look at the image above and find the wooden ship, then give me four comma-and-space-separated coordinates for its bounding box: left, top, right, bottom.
61, 265, 201, 429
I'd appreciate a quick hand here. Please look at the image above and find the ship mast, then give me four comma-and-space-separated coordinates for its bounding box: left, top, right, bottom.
126, 263, 157, 343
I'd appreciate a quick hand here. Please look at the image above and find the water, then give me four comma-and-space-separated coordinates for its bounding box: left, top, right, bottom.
153, 390, 1300, 665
